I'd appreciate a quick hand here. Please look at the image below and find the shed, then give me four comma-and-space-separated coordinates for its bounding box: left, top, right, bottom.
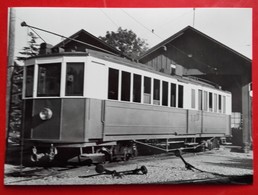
138, 26, 252, 149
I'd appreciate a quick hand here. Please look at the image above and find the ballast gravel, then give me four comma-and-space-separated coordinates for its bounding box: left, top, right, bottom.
4, 146, 253, 185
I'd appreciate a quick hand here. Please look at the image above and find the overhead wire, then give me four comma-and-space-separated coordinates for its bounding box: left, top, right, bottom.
120, 9, 164, 41
154, 9, 193, 29
99, 9, 120, 29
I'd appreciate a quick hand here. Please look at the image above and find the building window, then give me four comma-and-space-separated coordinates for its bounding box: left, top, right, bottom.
178, 85, 184, 108
108, 68, 119, 100
25, 65, 34, 97
162, 81, 168, 106
198, 90, 202, 110
171, 64, 176, 75
144, 77, 151, 104
209, 92, 213, 111
133, 74, 141, 103
121, 71, 131, 101
153, 79, 160, 105
65, 63, 84, 96
191, 89, 195, 109
170, 83, 176, 107
37, 63, 61, 97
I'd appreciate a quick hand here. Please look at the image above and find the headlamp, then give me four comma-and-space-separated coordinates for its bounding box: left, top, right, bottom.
39, 108, 53, 120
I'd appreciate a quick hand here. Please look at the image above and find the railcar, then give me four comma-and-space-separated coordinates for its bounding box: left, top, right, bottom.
22, 49, 232, 164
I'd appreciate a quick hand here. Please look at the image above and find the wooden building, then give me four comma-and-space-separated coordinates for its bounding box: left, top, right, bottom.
43, 29, 126, 58
138, 26, 252, 149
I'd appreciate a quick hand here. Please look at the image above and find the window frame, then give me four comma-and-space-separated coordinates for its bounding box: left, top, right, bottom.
65, 62, 85, 97
37, 63, 62, 97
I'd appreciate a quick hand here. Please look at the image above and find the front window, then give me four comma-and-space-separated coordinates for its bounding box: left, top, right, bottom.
25, 65, 34, 97
37, 63, 61, 97
66, 63, 84, 96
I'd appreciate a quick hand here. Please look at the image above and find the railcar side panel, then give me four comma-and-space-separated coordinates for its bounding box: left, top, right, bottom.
24, 100, 33, 139
187, 110, 202, 134
85, 98, 103, 139
202, 112, 230, 135
103, 100, 187, 141
61, 99, 85, 141
31, 99, 61, 140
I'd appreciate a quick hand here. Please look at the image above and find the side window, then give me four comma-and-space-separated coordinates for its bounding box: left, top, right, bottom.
198, 89, 202, 110
218, 95, 222, 112
108, 68, 119, 100
162, 81, 168, 106
37, 63, 61, 97
144, 77, 151, 104
223, 96, 226, 113
121, 71, 131, 101
178, 85, 184, 108
191, 89, 195, 109
65, 63, 84, 96
203, 91, 208, 111
170, 83, 176, 107
133, 74, 141, 103
214, 93, 218, 112
25, 65, 34, 97
153, 79, 160, 105
209, 92, 213, 112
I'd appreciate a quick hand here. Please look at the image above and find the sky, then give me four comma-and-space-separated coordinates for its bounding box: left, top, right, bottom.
10, 8, 252, 62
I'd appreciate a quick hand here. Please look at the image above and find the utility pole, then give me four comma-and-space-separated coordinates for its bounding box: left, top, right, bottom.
6, 8, 16, 141
193, 8, 196, 28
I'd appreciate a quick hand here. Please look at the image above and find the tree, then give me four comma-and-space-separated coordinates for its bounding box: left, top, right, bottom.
17, 31, 40, 62
99, 27, 148, 59
8, 31, 40, 143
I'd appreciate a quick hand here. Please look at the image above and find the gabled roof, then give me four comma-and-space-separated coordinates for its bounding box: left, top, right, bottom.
138, 26, 251, 63
52, 29, 127, 57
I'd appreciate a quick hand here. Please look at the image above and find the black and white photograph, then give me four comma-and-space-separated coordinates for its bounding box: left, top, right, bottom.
5, 7, 253, 185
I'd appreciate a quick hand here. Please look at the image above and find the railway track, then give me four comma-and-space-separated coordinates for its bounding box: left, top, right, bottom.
4, 146, 253, 185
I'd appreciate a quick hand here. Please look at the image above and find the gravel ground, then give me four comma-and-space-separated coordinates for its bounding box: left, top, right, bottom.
4, 146, 253, 185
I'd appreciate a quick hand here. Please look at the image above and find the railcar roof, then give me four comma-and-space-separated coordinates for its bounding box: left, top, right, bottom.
27, 50, 228, 92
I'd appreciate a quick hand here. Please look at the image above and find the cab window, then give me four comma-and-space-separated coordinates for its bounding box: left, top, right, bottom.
25, 65, 34, 97
66, 63, 84, 96
37, 63, 61, 97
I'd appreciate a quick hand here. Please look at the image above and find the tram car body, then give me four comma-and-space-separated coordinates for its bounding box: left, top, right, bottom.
22, 49, 232, 163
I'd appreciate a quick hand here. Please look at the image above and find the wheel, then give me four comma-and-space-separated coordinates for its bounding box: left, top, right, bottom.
96, 149, 111, 163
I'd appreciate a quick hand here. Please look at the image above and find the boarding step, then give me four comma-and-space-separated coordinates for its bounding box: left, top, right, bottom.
79, 153, 105, 163
184, 142, 199, 147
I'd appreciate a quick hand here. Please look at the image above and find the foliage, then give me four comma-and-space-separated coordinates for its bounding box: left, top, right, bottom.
17, 31, 40, 62
99, 27, 148, 59
8, 31, 40, 141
